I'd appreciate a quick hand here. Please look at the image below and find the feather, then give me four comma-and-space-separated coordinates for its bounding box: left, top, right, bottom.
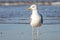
40, 14, 43, 24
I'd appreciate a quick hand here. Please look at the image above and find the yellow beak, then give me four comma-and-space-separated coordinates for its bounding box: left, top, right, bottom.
27, 8, 32, 10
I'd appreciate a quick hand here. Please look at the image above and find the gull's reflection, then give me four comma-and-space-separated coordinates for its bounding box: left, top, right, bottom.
0, 32, 3, 37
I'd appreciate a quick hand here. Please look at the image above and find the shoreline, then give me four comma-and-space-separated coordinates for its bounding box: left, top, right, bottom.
0, 2, 60, 6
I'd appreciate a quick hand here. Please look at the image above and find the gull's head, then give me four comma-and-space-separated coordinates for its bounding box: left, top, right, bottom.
28, 4, 37, 10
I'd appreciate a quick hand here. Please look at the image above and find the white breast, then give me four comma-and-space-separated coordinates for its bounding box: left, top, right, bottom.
30, 14, 41, 27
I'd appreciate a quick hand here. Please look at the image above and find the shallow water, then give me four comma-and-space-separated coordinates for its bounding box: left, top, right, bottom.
0, 24, 60, 40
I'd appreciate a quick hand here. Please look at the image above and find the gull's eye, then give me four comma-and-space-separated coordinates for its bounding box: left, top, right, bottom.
32, 6, 35, 8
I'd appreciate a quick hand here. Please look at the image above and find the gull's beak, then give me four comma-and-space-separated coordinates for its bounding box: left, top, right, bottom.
27, 7, 32, 10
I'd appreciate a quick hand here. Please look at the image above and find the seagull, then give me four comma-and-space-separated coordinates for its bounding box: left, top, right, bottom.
28, 4, 43, 40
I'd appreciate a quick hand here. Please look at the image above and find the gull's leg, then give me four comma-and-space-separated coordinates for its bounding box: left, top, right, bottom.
32, 27, 40, 40
32, 27, 34, 40
37, 27, 40, 40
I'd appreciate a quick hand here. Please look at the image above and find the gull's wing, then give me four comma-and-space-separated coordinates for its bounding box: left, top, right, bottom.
40, 14, 43, 24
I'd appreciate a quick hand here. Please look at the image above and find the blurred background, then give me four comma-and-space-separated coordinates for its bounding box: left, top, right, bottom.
0, 0, 60, 40
0, 0, 60, 24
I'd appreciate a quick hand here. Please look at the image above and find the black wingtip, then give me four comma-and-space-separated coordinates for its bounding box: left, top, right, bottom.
40, 14, 43, 24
